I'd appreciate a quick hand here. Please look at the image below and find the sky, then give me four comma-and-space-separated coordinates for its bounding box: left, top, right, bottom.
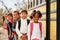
0, 0, 28, 10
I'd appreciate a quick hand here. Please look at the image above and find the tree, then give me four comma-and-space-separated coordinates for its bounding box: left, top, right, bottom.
0, 0, 11, 13
0, 8, 4, 26
0, 8, 3, 14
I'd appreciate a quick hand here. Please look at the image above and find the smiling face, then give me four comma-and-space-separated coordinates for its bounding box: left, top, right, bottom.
20, 12, 27, 19
7, 15, 13, 21
33, 13, 40, 23
13, 12, 20, 20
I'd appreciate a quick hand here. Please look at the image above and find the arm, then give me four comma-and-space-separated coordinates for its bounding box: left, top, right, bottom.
4, 22, 8, 30
15, 21, 22, 37
42, 24, 44, 40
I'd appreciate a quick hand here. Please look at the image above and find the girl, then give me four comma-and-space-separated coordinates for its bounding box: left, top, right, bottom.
4, 13, 14, 40
28, 10, 44, 40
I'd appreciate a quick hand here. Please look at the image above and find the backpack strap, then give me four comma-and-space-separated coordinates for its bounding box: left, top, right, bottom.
18, 20, 21, 30
39, 22, 42, 37
30, 22, 42, 40
13, 21, 16, 29
30, 22, 33, 40
18, 19, 30, 30
27, 19, 30, 25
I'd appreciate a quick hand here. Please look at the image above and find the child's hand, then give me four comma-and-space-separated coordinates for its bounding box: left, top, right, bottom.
21, 34, 27, 38
8, 34, 13, 38
20, 34, 27, 40
8, 34, 11, 38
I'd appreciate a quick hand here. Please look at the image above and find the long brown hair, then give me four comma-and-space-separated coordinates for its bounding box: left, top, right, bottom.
2, 16, 5, 23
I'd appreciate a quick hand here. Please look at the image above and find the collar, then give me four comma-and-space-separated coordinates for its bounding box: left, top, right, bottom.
21, 18, 27, 21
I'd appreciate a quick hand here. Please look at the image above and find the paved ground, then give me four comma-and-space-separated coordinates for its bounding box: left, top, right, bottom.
0, 27, 8, 40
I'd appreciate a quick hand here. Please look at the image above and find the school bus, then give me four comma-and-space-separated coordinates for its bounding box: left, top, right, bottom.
27, 0, 56, 40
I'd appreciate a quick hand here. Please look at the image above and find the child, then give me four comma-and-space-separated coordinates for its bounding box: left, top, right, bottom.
16, 10, 30, 40
4, 13, 14, 40
28, 10, 44, 40
12, 11, 20, 40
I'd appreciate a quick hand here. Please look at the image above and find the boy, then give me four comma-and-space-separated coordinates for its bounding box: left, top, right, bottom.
16, 10, 30, 40
12, 11, 20, 40
13, 11, 20, 21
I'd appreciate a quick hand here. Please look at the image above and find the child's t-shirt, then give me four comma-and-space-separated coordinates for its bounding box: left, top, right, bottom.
16, 18, 30, 37
31, 23, 41, 40
28, 22, 44, 40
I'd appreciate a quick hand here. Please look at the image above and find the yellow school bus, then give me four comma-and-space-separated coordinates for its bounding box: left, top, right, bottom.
27, 0, 56, 40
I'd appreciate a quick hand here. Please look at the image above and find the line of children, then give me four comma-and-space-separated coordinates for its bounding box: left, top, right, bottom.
3, 10, 44, 40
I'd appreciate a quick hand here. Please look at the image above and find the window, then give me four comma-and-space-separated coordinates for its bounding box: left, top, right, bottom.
51, 0, 55, 1
31, 2, 32, 8
28, 0, 46, 9
33, 0, 35, 7
40, 0, 42, 4
28, 5, 29, 9
28, 4, 30, 9
36, 0, 38, 5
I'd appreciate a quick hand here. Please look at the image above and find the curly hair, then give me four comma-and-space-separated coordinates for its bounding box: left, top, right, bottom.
30, 10, 42, 19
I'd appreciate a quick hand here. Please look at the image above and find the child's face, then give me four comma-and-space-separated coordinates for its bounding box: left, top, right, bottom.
33, 13, 39, 23
20, 12, 27, 19
13, 12, 19, 20
7, 16, 13, 21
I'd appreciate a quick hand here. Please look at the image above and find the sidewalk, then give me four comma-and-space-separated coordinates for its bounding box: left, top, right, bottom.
0, 27, 8, 40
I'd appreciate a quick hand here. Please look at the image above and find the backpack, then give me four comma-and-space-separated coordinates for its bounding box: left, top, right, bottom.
30, 22, 42, 40
18, 19, 30, 30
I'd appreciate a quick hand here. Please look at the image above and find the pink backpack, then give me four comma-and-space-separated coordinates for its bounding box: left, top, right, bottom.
30, 22, 42, 40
